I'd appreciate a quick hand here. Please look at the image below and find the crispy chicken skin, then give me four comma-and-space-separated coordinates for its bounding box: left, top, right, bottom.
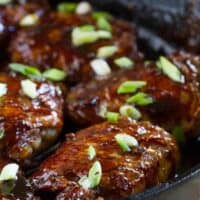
0, 0, 49, 49
66, 52, 200, 137
8, 12, 141, 85
31, 118, 179, 200
0, 73, 64, 164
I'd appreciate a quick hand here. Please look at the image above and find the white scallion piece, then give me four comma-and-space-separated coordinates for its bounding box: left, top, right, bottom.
115, 133, 138, 152
90, 59, 111, 76
0, 163, 19, 182
21, 79, 38, 99
0, 83, 7, 97
76, 1, 92, 15
19, 14, 39, 27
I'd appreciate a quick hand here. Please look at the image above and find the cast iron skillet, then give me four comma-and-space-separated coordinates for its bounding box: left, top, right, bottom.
47, 1, 200, 199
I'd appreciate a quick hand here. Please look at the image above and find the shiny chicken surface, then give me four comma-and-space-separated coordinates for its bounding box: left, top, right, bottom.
31, 118, 179, 200
0, 0, 49, 50
0, 73, 64, 164
8, 12, 141, 85
66, 52, 200, 137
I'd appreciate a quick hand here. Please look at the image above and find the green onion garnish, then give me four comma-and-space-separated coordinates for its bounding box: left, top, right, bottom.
0, 0, 12, 5
9, 63, 42, 80
79, 161, 102, 189
88, 145, 96, 160
92, 11, 111, 20
0, 129, 4, 140
97, 30, 112, 39
0, 83, 7, 97
97, 17, 112, 32
97, 46, 118, 58
127, 92, 153, 106
0, 163, 19, 181
72, 27, 99, 46
72, 25, 112, 47
172, 126, 186, 145
119, 104, 142, 120
21, 79, 38, 99
105, 112, 119, 123
156, 56, 184, 83
115, 133, 138, 152
57, 2, 77, 13
43, 68, 67, 81
19, 14, 39, 27
117, 81, 146, 94
79, 25, 95, 31
114, 57, 134, 69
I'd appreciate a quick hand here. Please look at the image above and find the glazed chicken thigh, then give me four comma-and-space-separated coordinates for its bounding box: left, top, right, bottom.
0, 0, 49, 50
31, 118, 179, 200
66, 52, 200, 138
0, 72, 64, 164
8, 11, 141, 85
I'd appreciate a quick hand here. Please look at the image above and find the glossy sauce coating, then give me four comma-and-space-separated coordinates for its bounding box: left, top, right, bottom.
0, 157, 39, 200
0, 73, 64, 164
66, 52, 200, 137
0, 0, 49, 50
8, 12, 141, 85
31, 119, 179, 200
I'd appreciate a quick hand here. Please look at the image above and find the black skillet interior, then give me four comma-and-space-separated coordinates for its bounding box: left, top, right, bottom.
38, 1, 200, 199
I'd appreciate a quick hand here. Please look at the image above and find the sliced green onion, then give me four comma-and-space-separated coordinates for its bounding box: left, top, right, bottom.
21, 79, 38, 99
127, 92, 153, 106
115, 133, 138, 152
0, 0, 12, 5
105, 112, 119, 123
79, 161, 102, 189
97, 17, 112, 31
72, 27, 99, 46
79, 25, 95, 31
172, 126, 186, 145
90, 59, 111, 76
114, 57, 134, 69
43, 68, 67, 81
117, 81, 146, 94
72, 26, 112, 46
76, 1, 92, 15
97, 30, 112, 39
57, 2, 77, 13
0, 83, 7, 97
92, 11, 111, 20
97, 46, 118, 58
88, 145, 96, 160
119, 104, 142, 120
19, 14, 39, 27
0, 163, 19, 181
0, 129, 4, 140
9, 63, 42, 79
156, 56, 184, 83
